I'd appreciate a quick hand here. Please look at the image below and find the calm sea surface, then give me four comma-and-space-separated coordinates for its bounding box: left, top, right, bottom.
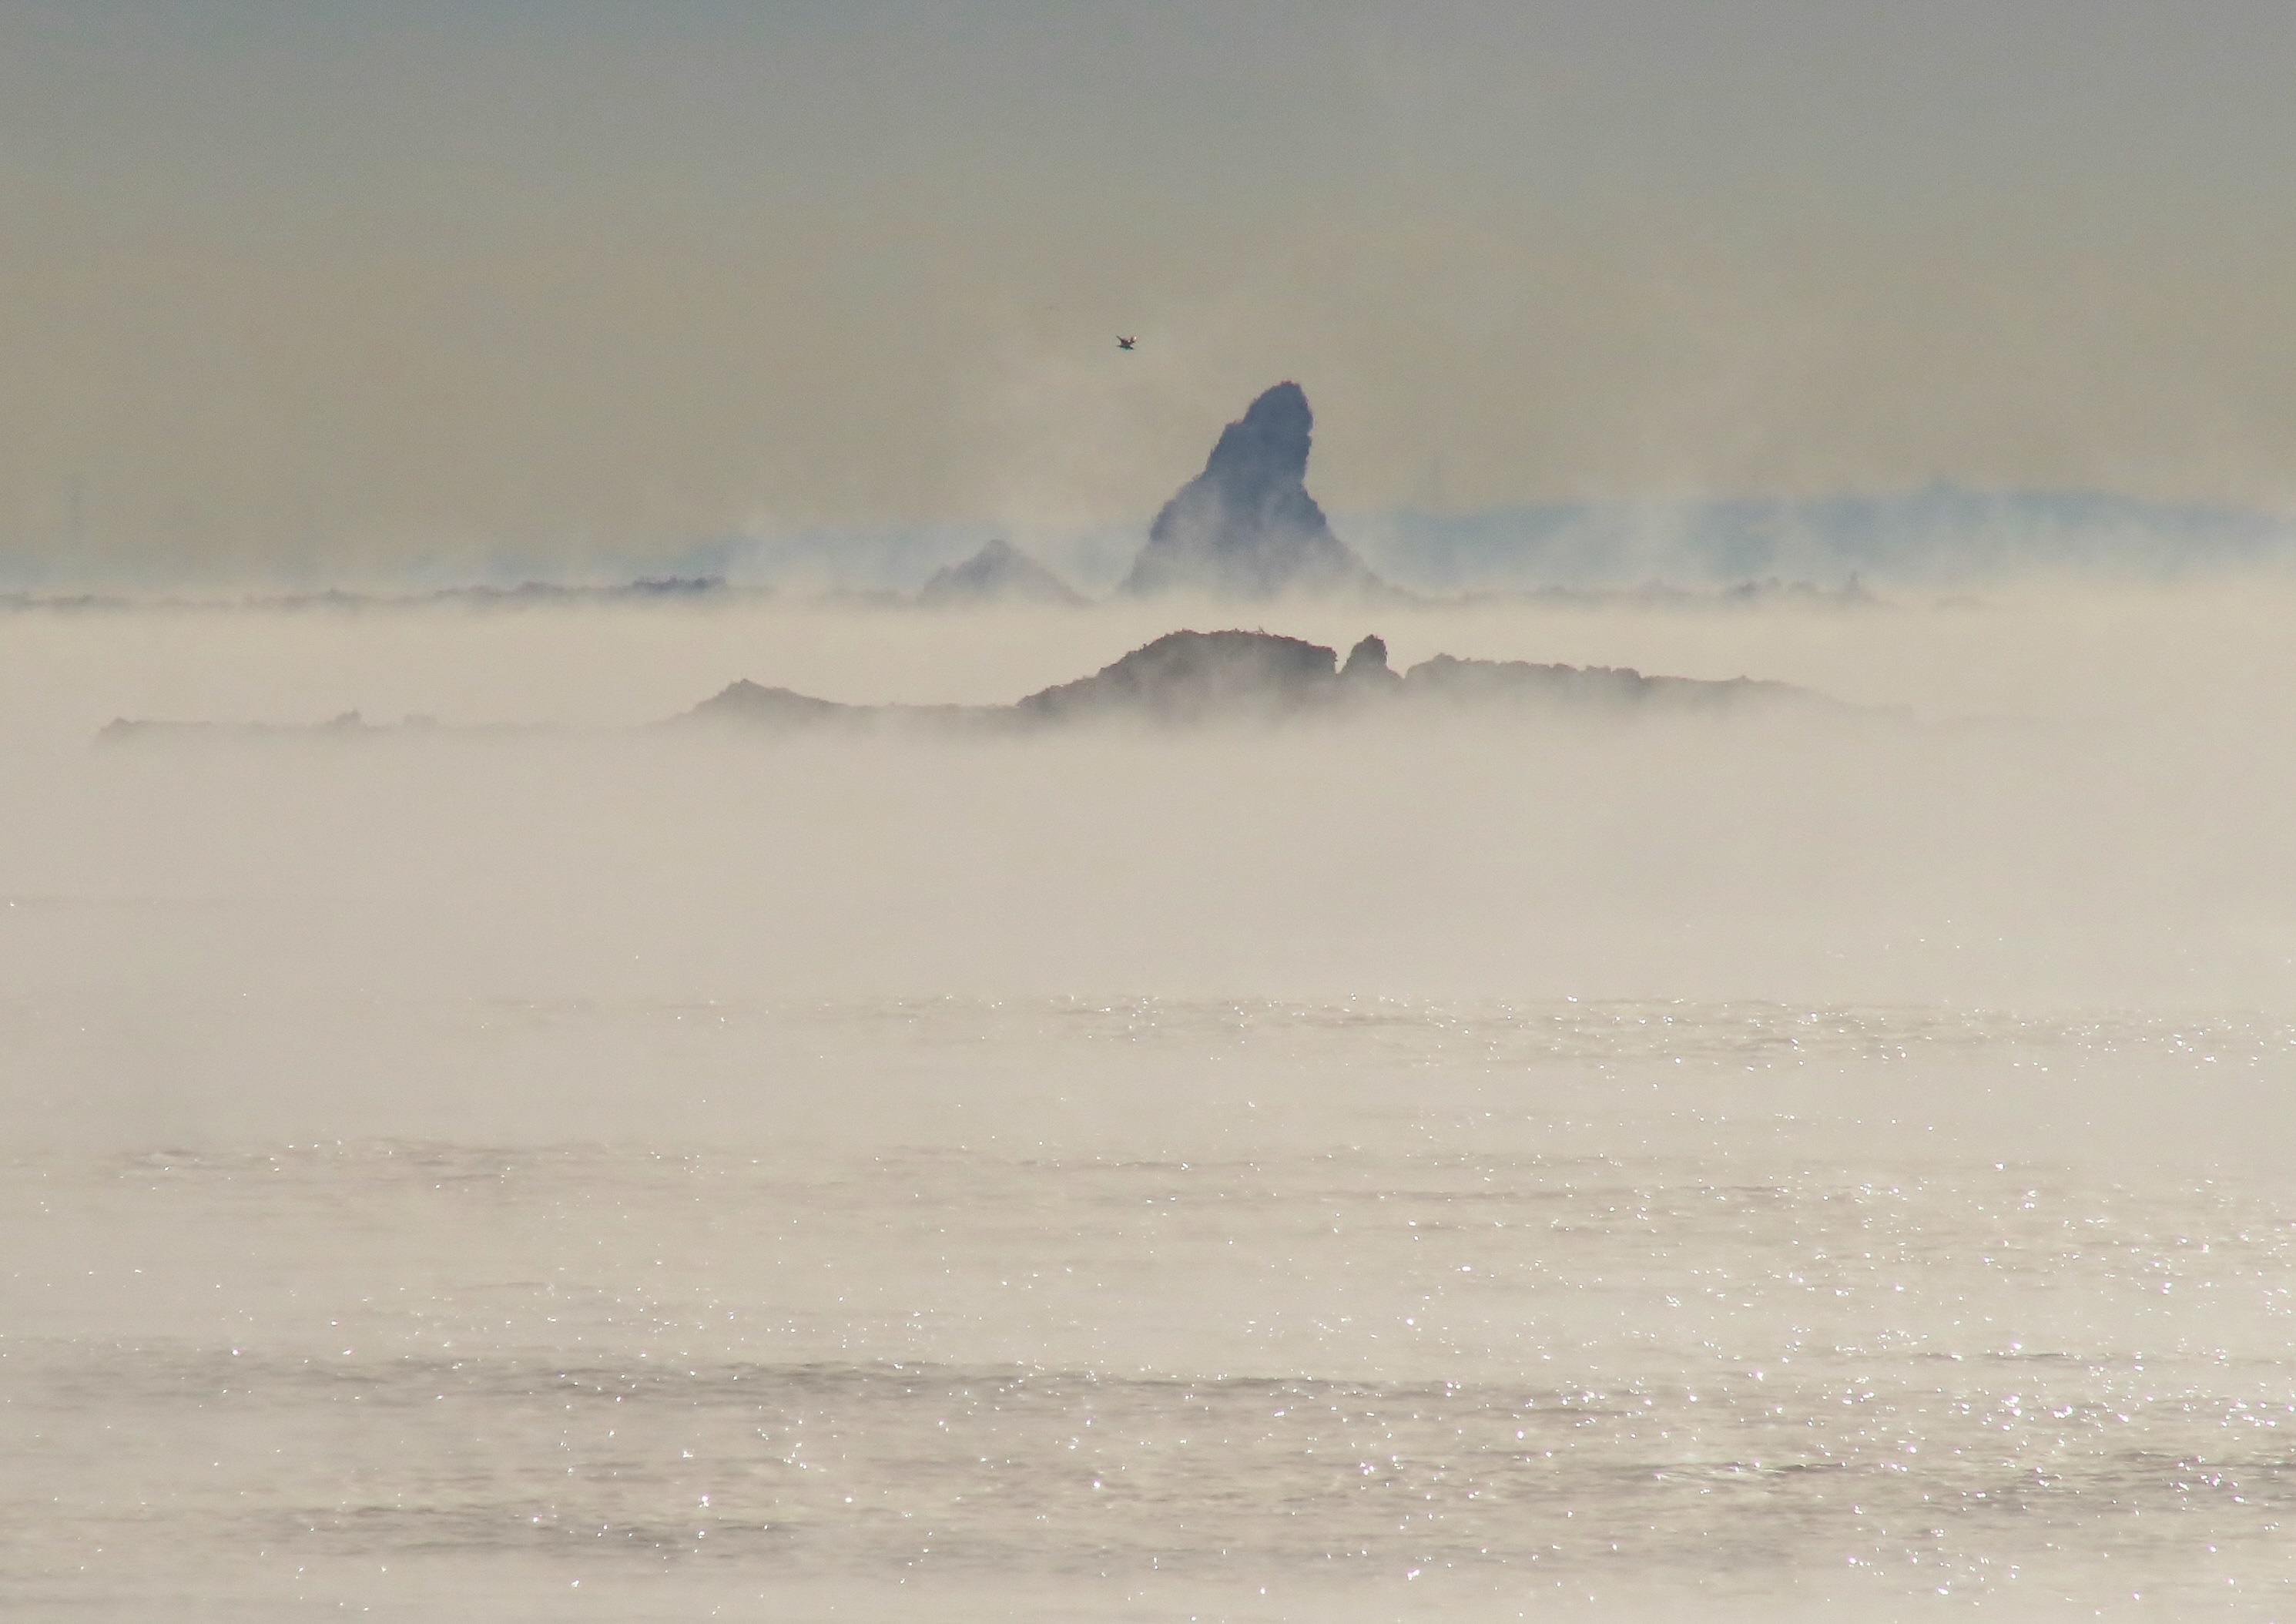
5, 996, 2293, 1621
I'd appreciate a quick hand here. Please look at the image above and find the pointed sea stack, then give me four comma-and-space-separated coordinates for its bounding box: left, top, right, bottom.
1119, 382, 1385, 600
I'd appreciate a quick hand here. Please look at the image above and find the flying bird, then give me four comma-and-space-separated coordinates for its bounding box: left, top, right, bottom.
1117, 335, 1136, 351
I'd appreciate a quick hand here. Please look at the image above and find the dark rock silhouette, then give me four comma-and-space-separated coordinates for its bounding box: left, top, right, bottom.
685, 679, 856, 726
1399, 653, 1795, 710
98, 629, 1844, 741
673, 629, 1832, 733
1017, 629, 1340, 723
1339, 634, 1401, 688
1120, 384, 1385, 599
917, 539, 1086, 608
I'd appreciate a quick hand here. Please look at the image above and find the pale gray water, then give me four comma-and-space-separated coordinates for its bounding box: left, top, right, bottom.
6, 995, 2295, 1621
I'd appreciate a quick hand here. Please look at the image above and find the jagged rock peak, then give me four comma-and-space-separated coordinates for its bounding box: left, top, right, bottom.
917, 539, 1085, 607
1120, 383, 1385, 600
1340, 634, 1399, 685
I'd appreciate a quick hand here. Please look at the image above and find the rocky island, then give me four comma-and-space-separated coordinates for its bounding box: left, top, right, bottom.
682, 628, 1831, 732
99, 628, 1841, 740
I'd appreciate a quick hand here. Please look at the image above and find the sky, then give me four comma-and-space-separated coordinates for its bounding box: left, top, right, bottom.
4, 0, 2295, 579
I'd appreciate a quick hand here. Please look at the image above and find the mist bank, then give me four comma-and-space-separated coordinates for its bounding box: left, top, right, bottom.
4, 590, 2294, 1139
703, 481, 2296, 598
7, 714, 2295, 1158
6, 589, 2291, 1064
1351, 485, 2296, 595
11, 492, 2294, 606
0, 567, 1889, 616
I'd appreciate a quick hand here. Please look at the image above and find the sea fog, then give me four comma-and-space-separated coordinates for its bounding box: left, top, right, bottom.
3, 587, 2294, 1619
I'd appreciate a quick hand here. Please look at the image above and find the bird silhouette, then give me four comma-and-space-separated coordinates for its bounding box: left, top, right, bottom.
1117, 336, 1137, 351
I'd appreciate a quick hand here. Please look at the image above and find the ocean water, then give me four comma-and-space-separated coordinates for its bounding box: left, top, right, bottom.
5, 597, 2295, 1619
6, 995, 2295, 1621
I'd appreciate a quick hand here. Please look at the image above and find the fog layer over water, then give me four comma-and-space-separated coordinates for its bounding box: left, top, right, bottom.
3, 592, 2294, 1619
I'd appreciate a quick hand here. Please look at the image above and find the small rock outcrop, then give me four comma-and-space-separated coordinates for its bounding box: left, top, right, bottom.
1339, 634, 1401, 688
1119, 383, 1385, 600
917, 539, 1086, 608
684, 679, 855, 726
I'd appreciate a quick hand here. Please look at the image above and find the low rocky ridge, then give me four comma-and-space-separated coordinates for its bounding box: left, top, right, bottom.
96, 629, 1837, 740
681, 629, 1832, 730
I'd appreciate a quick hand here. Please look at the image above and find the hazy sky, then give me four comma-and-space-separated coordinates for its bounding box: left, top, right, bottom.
5, 0, 2294, 576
